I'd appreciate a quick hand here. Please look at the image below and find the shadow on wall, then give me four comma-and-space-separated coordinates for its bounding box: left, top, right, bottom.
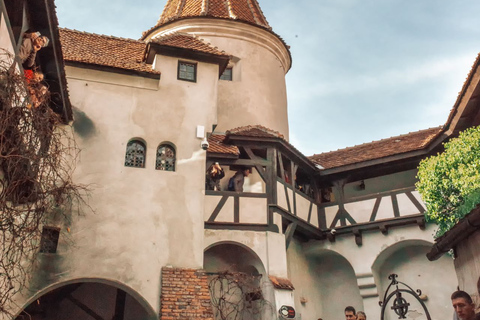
72, 107, 96, 139
372, 240, 457, 320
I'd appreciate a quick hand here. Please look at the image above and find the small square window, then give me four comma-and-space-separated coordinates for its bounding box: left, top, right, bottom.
220, 67, 233, 81
40, 227, 60, 253
178, 61, 197, 82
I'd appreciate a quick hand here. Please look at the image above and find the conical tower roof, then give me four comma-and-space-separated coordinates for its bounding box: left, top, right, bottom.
154, 0, 270, 30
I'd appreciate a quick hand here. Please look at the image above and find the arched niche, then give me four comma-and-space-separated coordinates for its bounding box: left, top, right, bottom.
309, 250, 363, 320
15, 278, 157, 320
372, 240, 457, 320
204, 241, 266, 276
204, 242, 273, 320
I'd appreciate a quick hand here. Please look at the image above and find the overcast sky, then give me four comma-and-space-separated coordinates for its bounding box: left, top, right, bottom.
56, 0, 480, 155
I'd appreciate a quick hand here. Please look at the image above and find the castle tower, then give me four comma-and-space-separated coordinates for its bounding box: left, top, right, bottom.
142, 0, 292, 140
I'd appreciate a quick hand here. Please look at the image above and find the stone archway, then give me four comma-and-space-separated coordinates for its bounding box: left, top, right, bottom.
372, 240, 457, 320
15, 279, 157, 320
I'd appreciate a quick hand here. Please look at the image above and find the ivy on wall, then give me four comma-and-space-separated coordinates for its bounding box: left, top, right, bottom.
416, 126, 480, 238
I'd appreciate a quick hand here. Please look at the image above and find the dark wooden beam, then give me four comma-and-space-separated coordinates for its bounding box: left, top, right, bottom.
270, 205, 325, 240
244, 147, 267, 182
317, 206, 327, 229
391, 194, 400, 217
113, 289, 126, 320
234, 196, 240, 223
332, 214, 426, 236
220, 158, 270, 167
205, 190, 267, 198
291, 162, 297, 216
369, 197, 382, 222
205, 222, 278, 232
266, 147, 277, 225
66, 295, 105, 320
208, 195, 229, 222
352, 228, 362, 246
405, 191, 426, 213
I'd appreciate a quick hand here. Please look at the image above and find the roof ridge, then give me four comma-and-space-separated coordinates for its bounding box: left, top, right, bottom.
227, 124, 284, 138
309, 126, 443, 157
60, 27, 145, 44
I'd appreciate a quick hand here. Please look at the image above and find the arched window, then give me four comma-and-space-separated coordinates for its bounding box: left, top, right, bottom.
156, 144, 175, 171
125, 140, 146, 168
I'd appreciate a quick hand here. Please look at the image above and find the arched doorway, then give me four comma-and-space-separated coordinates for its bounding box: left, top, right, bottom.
15, 280, 157, 320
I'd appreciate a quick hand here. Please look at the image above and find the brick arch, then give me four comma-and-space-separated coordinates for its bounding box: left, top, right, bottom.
14, 277, 157, 320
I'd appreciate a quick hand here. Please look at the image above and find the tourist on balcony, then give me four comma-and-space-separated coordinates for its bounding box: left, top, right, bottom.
451, 291, 476, 320
206, 162, 225, 191
228, 168, 250, 192
19, 32, 49, 69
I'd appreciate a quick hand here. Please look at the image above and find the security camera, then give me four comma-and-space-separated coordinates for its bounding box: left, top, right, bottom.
330, 229, 336, 235
201, 137, 209, 151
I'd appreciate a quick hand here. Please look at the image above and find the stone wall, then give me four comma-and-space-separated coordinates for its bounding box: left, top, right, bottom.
160, 267, 214, 320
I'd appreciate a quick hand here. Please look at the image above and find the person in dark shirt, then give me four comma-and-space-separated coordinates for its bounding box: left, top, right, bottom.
205, 162, 225, 191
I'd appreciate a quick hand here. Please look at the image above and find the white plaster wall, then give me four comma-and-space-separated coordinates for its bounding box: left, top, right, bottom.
455, 230, 480, 301
295, 194, 312, 223
303, 224, 457, 320
204, 230, 288, 279
0, 12, 15, 56
148, 19, 291, 140
377, 245, 457, 320
17, 56, 221, 315
286, 240, 324, 320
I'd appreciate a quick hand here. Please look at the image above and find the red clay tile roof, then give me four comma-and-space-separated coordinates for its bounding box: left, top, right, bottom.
226, 125, 284, 139
59, 28, 159, 75
155, 0, 270, 29
207, 134, 239, 155
152, 32, 230, 57
309, 127, 443, 170
444, 52, 480, 130
269, 276, 295, 290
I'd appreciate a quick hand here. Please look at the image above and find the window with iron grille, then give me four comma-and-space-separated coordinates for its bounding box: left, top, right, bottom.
156, 144, 175, 171
178, 61, 196, 82
39, 227, 60, 253
220, 67, 233, 81
125, 140, 146, 168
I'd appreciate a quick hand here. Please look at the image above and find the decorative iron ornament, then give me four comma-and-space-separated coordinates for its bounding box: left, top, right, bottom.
379, 274, 431, 320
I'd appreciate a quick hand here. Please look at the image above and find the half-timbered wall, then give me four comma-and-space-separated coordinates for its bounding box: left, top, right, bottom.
277, 180, 319, 229
321, 170, 425, 228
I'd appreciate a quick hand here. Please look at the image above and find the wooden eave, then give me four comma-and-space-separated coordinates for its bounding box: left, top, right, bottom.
226, 135, 318, 173
316, 132, 448, 183
427, 206, 480, 261
64, 61, 161, 80
144, 42, 230, 77
443, 54, 480, 137
27, 0, 73, 123
206, 152, 239, 159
